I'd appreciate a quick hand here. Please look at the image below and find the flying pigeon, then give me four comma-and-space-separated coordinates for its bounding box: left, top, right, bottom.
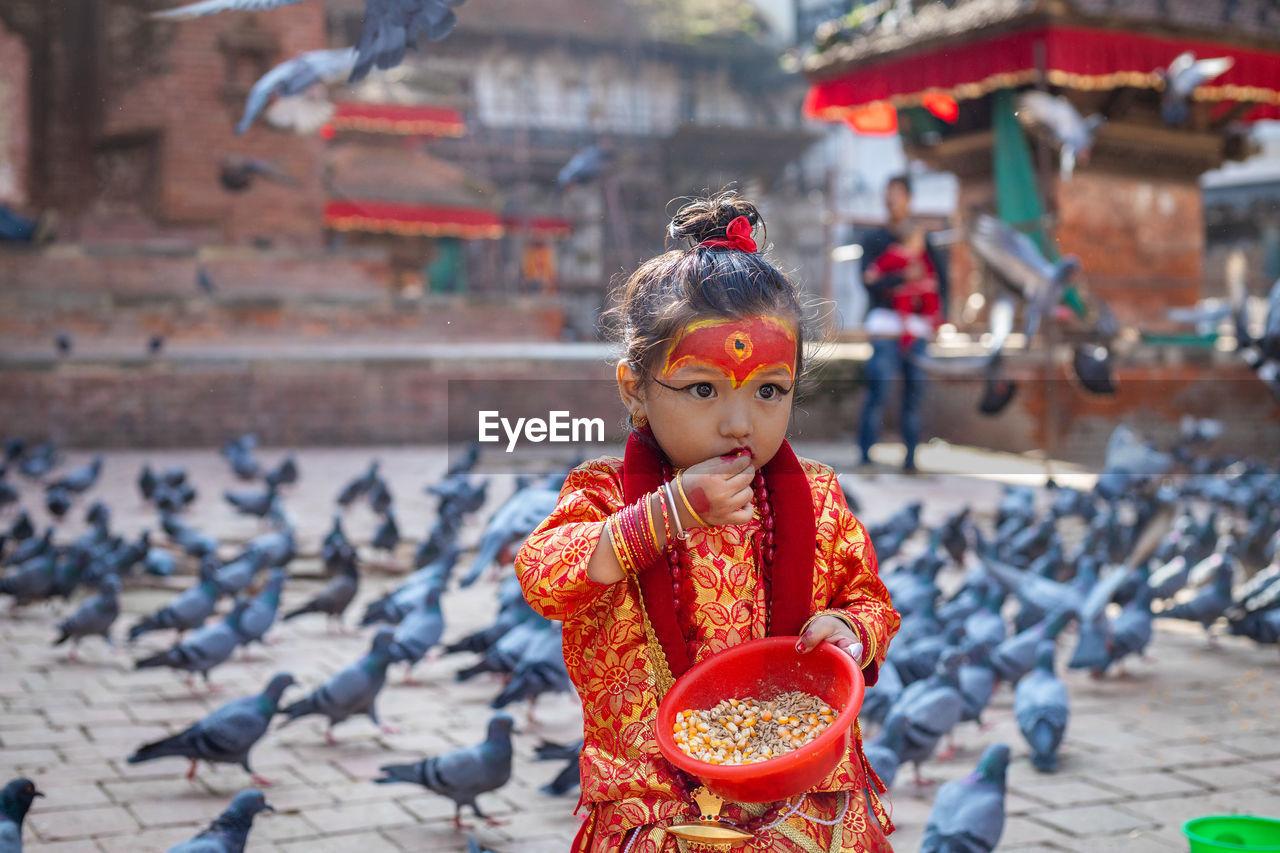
1014, 641, 1069, 772
374, 713, 514, 830
920, 743, 1010, 853
1158, 51, 1235, 126
278, 627, 397, 743
128, 673, 295, 785
968, 214, 1080, 341
166, 789, 273, 853
1015, 91, 1105, 180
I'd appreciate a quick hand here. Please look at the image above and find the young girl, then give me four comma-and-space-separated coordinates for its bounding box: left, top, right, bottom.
515, 192, 901, 852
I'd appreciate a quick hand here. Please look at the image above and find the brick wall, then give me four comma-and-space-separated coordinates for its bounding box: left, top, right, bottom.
0, 15, 30, 207
3, 346, 1277, 460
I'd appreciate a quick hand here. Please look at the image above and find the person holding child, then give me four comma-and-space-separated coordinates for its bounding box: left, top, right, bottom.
516, 191, 901, 852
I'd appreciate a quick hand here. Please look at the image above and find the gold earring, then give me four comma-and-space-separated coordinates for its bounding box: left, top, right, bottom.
631, 411, 648, 427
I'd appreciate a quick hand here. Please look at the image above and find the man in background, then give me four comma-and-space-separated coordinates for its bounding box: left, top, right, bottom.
856, 173, 948, 472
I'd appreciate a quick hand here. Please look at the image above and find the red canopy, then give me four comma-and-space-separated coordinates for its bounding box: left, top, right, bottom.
330, 102, 466, 137
805, 26, 1280, 123
501, 215, 574, 238
324, 200, 503, 239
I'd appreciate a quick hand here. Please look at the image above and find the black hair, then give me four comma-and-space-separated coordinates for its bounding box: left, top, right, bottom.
887, 173, 913, 195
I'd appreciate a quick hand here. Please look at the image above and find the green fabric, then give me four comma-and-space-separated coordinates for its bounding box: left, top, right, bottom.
426, 237, 466, 293
992, 89, 1087, 318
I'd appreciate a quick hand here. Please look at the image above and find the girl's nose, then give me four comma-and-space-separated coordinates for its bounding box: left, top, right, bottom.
720, 398, 752, 438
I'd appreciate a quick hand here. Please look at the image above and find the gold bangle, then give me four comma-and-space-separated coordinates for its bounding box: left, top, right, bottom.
607, 518, 631, 574
801, 609, 873, 659
675, 469, 708, 528
644, 492, 660, 550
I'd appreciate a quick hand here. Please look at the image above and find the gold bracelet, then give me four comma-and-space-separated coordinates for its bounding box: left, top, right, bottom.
644, 491, 660, 550
801, 609, 875, 661
675, 469, 708, 528
606, 518, 632, 574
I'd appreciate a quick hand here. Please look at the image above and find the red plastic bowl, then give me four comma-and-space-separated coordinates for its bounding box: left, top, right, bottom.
655, 636, 865, 804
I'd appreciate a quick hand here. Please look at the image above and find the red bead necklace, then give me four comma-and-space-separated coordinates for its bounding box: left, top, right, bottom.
659, 460, 776, 641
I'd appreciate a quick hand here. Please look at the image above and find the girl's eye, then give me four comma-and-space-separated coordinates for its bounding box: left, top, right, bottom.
757, 383, 792, 400
691, 382, 715, 399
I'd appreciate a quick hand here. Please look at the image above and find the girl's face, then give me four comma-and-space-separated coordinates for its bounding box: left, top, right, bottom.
619, 315, 798, 470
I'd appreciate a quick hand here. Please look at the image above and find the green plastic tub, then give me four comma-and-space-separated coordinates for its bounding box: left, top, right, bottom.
1184, 816, 1280, 852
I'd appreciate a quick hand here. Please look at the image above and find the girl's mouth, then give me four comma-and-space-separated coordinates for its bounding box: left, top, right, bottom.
721, 447, 752, 461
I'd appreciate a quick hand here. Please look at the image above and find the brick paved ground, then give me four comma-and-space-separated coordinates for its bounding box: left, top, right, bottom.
2, 441, 1278, 852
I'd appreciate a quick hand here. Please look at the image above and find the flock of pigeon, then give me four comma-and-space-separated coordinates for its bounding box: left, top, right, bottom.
0, 436, 577, 852
3, 417, 1279, 852
862, 416, 1280, 851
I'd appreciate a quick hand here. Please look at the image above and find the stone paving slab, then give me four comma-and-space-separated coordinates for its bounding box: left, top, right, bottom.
2, 443, 1278, 852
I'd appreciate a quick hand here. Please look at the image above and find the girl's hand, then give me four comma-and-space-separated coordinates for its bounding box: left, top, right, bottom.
677, 450, 756, 528
796, 615, 864, 666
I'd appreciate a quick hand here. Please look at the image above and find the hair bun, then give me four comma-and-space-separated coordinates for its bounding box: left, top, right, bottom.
668, 190, 763, 247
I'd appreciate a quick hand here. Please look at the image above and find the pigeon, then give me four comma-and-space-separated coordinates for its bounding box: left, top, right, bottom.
446, 442, 481, 478
863, 714, 905, 790
53, 574, 121, 659
990, 611, 1072, 684
459, 485, 559, 587
278, 627, 397, 743
48, 455, 102, 493
360, 545, 460, 626
1158, 51, 1235, 126
135, 600, 249, 687
490, 623, 571, 718
128, 673, 295, 784
337, 460, 379, 506
371, 509, 400, 553
968, 213, 1081, 340
54, 332, 72, 356
0, 475, 18, 512
234, 568, 286, 648
282, 555, 358, 629
1015, 641, 1069, 772
129, 557, 221, 641
1015, 91, 1104, 180
958, 641, 998, 731
881, 651, 966, 785
389, 587, 444, 680
1228, 608, 1280, 647
0, 777, 43, 853
443, 580, 538, 657
44, 486, 72, 519
858, 659, 903, 727
534, 739, 581, 796
920, 743, 1010, 853
144, 546, 177, 577
456, 617, 554, 682
0, 551, 57, 607
1094, 576, 1156, 675
321, 514, 357, 572
213, 553, 265, 597
218, 156, 296, 193
224, 484, 277, 519
162, 515, 219, 558
240, 527, 295, 570
557, 144, 611, 188
374, 713, 514, 830
3, 527, 52, 568
196, 265, 216, 294
367, 478, 393, 515
1157, 557, 1234, 639
16, 444, 57, 479
166, 789, 273, 853
264, 454, 298, 489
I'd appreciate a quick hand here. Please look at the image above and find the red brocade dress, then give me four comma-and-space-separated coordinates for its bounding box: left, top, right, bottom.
515, 444, 902, 852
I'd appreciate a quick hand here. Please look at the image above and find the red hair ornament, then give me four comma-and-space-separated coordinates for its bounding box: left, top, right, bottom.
698, 215, 758, 253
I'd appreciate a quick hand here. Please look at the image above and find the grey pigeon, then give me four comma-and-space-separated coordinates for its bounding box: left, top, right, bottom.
278, 627, 396, 743
920, 743, 1010, 853
881, 651, 966, 786
990, 611, 1072, 684
863, 714, 904, 790
214, 553, 265, 597
223, 484, 277, 519
371, 509, 400, 553
233, 48, 356, 134
219, 156, 296, 192
374, 713, 514, 830
389, 587, 444, 680
858, 659, 903, 727
968, 213, 1080, 340
129, 673, 295, 784
1015, 91, 1104, 180
1159, 51, 1235, 126
443, 580, 538, 656
0, 551, 57, 607
48, 455, 102, 493
457, 617, 554, 682
282, 556, 358, 629
0, 778, 43, 853
490, 623, 571, 718
534, 739, 581, 796
337, 460, 379, 507
235, 568, 286, 648
166, 789, 273, 853
460, 485, 559, 587
135, 600, 249, 687
129, 558, 220, 641
557, 144, 610, 188
958, 641, 998, 730
1015, 641, 1069, 772
53, 574, 121, 659
361, 545, 460, 626
1157, 557, 1234, 639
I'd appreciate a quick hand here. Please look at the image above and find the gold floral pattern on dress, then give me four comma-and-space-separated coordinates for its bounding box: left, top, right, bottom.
515, 455, 901, 852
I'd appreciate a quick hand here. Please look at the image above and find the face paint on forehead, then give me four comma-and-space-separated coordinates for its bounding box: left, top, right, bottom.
660, 315, 797, 389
